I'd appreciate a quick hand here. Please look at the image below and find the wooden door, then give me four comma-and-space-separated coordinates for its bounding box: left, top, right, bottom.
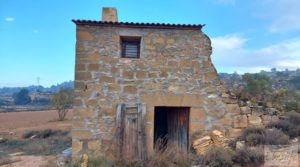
167, 107, 189, 152
154, 107, 190, 152
116, 103, 147, 161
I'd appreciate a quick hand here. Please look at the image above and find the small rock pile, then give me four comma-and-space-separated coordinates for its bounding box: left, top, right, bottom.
192, 130, 229, 155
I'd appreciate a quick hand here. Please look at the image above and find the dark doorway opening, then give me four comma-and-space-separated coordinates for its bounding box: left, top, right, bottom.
154, 107, 190, 152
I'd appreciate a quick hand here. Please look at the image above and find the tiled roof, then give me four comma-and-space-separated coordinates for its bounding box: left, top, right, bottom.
72, 20, 204, 30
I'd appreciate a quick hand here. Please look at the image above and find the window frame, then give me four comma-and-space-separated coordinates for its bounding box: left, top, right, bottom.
120, 36, 141, 59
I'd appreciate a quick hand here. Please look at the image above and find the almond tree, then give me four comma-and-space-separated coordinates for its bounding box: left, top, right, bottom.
52, 89, 74, 121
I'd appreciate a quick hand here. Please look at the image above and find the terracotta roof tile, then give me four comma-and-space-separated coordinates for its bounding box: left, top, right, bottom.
72, 20, 204, 30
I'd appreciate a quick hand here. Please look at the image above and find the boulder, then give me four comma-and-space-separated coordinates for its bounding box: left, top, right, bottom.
211, 130, 229, 147
228, 128, 242, 138
192, 136, 212, 155
271, 116, 279, 122
226, 104, 241, 115
248, 115, 262, 126
221, 93, 230, 98
233, 115, 248, 128
240, 106, 251, 114
236, 141, 245, 149
266, 108, 278, 115
261, 115, 272, 125
192, 130, 229, 155
251, 106, 264, 114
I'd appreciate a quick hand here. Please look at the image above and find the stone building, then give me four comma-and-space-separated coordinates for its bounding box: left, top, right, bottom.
72, 7, 242, 160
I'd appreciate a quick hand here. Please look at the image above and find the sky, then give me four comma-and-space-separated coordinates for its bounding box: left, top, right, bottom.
0, 0, 300, 87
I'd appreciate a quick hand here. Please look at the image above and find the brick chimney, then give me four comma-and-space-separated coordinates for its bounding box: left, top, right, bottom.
102, 7, 118, 22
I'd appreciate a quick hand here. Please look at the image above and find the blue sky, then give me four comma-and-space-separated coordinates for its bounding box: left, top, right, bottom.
0, 0, 300, 87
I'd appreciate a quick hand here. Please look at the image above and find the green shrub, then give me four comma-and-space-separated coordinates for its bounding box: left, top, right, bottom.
286, 111, 300, 125
266, 120, 292, 133
240, 127, 289, 146
22, 129, 69, 139
197, 147, 234, 167
232, 147, 264, 165
267, 112, 300, 138
0, 139, 26, 151
0, 130, 71, 156
84, 157, 115, 167
0, 151, 9, 162
264, 129, 289, 145
240, 127, 266, 146
245, 133, 265, 146
241, 127, 265, 139
228, 139, 238, 150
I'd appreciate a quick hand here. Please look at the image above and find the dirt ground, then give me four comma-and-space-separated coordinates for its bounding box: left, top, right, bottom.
1, 154, 54, 167
0, 110, 72, 139
0, 110, 72, 167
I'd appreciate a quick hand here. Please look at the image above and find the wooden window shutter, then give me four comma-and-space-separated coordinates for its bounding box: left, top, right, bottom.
116, 103, 147, 161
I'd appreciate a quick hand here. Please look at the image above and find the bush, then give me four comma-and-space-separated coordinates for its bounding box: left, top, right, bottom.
13, 88, 31, 105
286, 111, 300, 125
197, 147, 234, 167
267, 112, 300, 138
52, 89, 74, 121
0, 129, 71, 156
266, 120, 292, 133
240, 127, 266, 146
245, 133, 265, 146
264, 129, 289, 145
232, 147, 264, 165
241, 127, 265, 139
22, 129, 68, 139
240, 127, 289, 146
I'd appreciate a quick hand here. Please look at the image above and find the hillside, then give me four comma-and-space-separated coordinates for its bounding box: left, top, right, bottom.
0, 81, 74, 96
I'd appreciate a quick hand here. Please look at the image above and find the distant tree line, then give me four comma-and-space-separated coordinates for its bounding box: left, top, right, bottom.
233, 73, 300, 113
13, 88, 31, 105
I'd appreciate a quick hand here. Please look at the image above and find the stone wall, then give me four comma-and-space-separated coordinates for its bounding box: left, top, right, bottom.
220, 90, 280, 138
73, 24, 240, 159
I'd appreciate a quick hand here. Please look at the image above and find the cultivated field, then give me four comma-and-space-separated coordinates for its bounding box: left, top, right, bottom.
0, 110, 72, 139
0, 110, 73, 167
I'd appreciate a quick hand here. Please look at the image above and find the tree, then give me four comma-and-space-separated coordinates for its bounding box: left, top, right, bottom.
52, 89, 74, 121
242, 73, 272, 102
13, 88, 31, 105
289, 76, 300, 90
271, 68, 277, 72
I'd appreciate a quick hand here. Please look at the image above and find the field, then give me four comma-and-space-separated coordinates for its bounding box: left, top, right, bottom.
0, 110, 72, 139
0, 110, 73, 167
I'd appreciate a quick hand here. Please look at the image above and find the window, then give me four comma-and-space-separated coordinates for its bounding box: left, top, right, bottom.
121, 36, 141, 58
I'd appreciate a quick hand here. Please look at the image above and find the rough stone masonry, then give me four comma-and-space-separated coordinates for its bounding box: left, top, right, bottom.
72, 7, 252, 160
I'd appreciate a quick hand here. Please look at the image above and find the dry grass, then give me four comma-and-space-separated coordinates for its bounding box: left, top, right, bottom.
0, 129, 71, 156
196, 146, 234, 167
232, 147, 264, 166
148, 147, 191, 167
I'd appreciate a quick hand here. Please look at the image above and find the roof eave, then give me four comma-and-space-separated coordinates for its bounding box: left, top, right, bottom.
72, 19, 204, 30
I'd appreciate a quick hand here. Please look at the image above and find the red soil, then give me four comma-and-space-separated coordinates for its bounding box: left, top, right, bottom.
0, 110, 73, 139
